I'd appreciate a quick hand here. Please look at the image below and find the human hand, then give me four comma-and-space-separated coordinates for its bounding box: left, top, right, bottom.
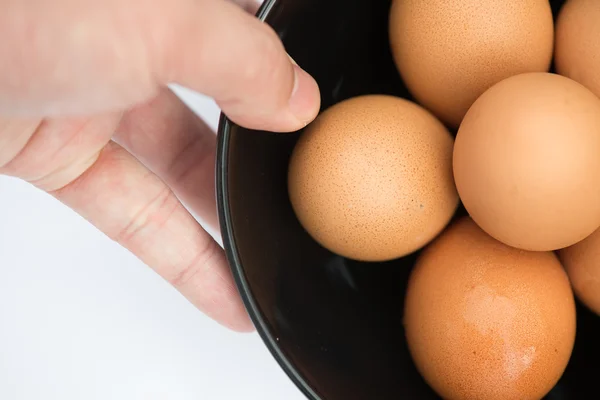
0, 0, 321, 332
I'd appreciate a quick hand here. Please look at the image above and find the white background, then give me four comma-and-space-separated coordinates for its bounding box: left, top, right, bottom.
0, 86, 305, 400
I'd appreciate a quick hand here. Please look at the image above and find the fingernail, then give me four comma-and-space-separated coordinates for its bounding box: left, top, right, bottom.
288, 63, 321, 127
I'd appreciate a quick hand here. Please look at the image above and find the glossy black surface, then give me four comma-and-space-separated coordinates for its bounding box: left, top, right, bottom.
217, 0, 598, 399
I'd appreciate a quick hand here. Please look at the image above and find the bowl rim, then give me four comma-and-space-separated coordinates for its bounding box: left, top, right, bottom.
216, 2, 321, 399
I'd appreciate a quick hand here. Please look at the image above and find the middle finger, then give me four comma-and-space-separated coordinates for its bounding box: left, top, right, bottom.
114, 89, 220, 233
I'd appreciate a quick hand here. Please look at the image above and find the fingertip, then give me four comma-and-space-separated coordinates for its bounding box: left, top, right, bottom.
220, 62, 321, 133
229, 317, 256, 333
219, 305, 256, 333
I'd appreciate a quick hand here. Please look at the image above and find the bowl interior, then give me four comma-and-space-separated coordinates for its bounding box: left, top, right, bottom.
217, 0, 599, 399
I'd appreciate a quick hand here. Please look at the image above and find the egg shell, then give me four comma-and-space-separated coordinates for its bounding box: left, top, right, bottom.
288, 94, 458, 262
404, 217, 576, 400
453, 72, 600, 251
555, 0, 600, 99
559, 227, 600, 315
389, 0, 554, 128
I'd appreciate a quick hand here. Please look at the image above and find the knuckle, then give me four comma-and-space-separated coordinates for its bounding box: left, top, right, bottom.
112, 186, 176, 246
168, 238, 221, 289
0, 119, 41, 174
0, 117, 108, 192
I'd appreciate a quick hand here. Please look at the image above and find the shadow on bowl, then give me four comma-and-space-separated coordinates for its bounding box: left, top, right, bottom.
216, 0, 599, 398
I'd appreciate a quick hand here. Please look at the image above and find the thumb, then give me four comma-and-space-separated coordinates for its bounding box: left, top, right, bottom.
154, 0, 321, 132
0, 0, 320, 131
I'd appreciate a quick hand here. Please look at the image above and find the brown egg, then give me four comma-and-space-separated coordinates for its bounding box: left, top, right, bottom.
559, 227, 600, 315
288, 95, 458, 262
404, 217, 576, 400
453, 72, 600, 251
389, 0, 553, 128
555, 0, 600, 99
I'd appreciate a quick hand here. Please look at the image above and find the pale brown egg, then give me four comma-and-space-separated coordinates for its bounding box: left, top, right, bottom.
555, 0, 600, 99
404, 217, 576, 400
287, 95, 458, 262
453, 72, 600, 251
389, 0, 554, 128
559, 227, 600, 315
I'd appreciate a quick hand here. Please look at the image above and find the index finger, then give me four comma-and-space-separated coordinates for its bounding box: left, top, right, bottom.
53, 141, 254, 332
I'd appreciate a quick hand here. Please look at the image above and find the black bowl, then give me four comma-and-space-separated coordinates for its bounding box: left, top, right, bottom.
216, 0, 599, 398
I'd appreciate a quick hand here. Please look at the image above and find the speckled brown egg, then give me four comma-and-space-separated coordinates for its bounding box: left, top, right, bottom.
287, 95, 458, 262
555, 0, 600, 99
404, 217, 576, 400
389, 0, 554, 128
453, 72, 600, 251
559, 227, 600, 315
